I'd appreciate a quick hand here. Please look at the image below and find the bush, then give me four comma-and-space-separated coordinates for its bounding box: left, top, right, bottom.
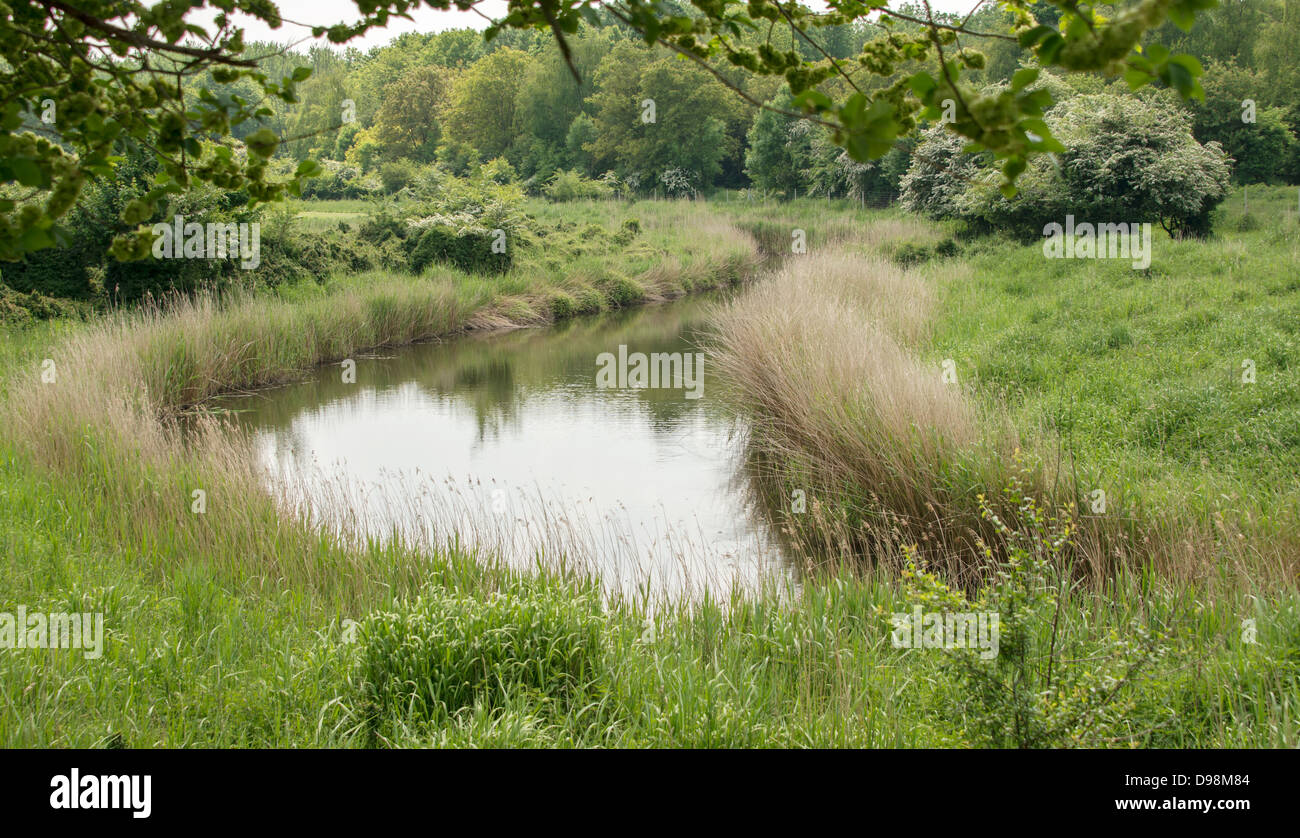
547, 291, 578, 319
1190, 61, 1300, 186
612, 217, 641, 246
352, 583, 607, 732
898, 128, 983, 220
0, 283, 85, 323
598, 273, 644, 307
890, 242, 930, 266
379, 159, 420, 194
6, 149, 255, 303
903, 90, 1232, 238
300, 161, 376, 200
895, 478, 1173, 748
574, 286, 605, 314
543, 169, 614, 202
407, 221, 511, 275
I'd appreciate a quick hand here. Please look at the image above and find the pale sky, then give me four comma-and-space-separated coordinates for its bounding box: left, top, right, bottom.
200, 0, 987, 52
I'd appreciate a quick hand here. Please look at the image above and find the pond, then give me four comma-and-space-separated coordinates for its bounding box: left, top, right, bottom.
221, 292, 793, 600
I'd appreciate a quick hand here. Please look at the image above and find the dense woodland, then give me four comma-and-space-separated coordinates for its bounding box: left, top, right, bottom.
2, 0, 1298, 313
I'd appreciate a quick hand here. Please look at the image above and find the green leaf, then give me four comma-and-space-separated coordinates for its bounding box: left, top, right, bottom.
1037, 33, 1065, 64
908, 72, 937, 97
244, 128, 280, 159
9, 158, 47, 188
1124, 69, 1151, 91
19, 225, 54, 251
1017, 25, 1055, 49
1011, 68, 1039, 93
792, 89, 832, 112
1168, 6, 1195, 30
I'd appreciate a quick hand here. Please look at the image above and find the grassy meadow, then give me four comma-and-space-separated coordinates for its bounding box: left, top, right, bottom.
1, 191, 1298, 748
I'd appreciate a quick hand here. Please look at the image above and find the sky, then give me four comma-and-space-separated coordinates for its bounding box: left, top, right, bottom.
199, 0, 988, 53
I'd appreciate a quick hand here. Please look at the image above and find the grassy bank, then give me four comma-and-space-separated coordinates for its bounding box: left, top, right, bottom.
1, 196, 1297, 747
928, 185, 1300, 568
712, 188, 1300, 583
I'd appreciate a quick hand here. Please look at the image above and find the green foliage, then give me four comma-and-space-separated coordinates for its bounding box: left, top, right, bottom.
408, 223, 511, 275
928, 182, 1300, 526
1190, 61, 1299, 184
905, 90, 1232, 237
379, 159, 420, 195
896, 478, 1172, 748
547, 290, 578, 319
1, 0, 331, 261
441, 49, 535, 163
371, 65, 451, 164
1, 0, 1229, 262
543, 169, 614, 202
0, 282, 84, 324
597, 273, 645, 308
898, 127, 985, 219
351, 583, 607, 734
583, 41, 735, 190
300, 161, 377, 201
745, 93, 813, 197
4, 148, 257, 302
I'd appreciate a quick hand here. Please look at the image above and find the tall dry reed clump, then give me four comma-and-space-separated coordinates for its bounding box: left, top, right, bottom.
712, 250, 1051, 587
714, 251, 1008, 580
712, 244, 1289, 586
3, 277, 477, 608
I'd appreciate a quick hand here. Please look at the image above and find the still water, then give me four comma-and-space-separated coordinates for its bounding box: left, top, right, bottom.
223, 294, 792, 599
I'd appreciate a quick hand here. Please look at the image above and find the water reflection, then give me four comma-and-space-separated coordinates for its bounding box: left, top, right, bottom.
220, 294, 795, 599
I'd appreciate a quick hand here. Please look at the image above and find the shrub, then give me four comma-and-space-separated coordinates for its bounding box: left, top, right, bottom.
612, 217, 641, 246
890, 242, 930, 266
301, 161, 375, 200
7, 162, 254, 303
407, 223, 510, 275
903, 91, 1232, 238
352, 583, 607, 731
547, 290, 578, 319
379, 159, 420, 194
543, 169, 614, 202
1233, 212, 1260, 232
894, 478, 1172, 748
898, 127, 983, 220
598, 274, 644, 308
573, 287, 605, 314
0, 283, 85, 323
477, 157, 517, 185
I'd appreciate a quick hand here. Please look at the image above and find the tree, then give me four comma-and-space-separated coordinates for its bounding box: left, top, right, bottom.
1, 0, 325, 261
372, 66, 452, 163
905, 90, 1232, 237
745, 92, 813, 195
1, 0, 1221, 261
564, 114, 599, 175
585, 44, 733, 187
512, 30, 612, 178
1191, 61, 1298, 184
582, 41, 653, 174
281, 52, 355, 162
440, 48, 535, 163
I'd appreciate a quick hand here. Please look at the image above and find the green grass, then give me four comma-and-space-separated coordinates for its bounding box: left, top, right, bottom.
2, 195, 1298, 747
927, 185, 1300, 547
3, 450, 1295, 747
